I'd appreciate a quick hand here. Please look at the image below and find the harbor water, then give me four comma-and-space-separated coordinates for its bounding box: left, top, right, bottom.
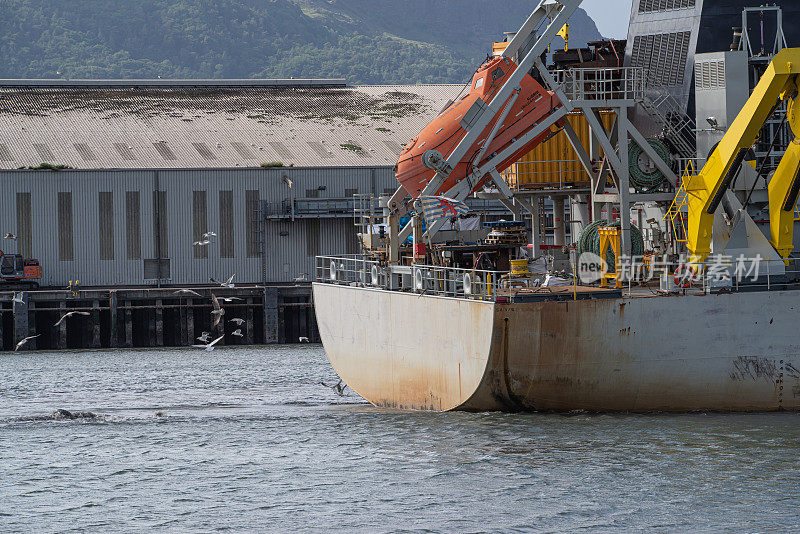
1, 346, 799, 532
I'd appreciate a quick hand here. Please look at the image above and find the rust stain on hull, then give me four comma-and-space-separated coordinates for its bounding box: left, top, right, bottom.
314, 283, 800, 412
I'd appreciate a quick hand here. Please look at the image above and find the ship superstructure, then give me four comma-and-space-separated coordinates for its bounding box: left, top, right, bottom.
313, 0, 800, 412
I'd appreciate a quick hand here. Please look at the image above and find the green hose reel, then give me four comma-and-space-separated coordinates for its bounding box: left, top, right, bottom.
629, 138, 671, 194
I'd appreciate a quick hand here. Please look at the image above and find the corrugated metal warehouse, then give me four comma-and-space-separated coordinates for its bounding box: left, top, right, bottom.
0, 79, 472, 287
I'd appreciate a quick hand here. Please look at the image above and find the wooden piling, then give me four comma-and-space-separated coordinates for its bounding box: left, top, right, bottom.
263, 286, 278, 344
155, 299, 164, 347
13, 293, 29, 350
246, 298, 254, 344
91, 300, 101, 348
109, 291, 119, 348
58, 301, 67, 349
124, 301, 133, 348
186, 300, 195, 345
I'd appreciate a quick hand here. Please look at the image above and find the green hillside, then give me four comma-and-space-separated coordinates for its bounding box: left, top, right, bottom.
0, 0, 602, 84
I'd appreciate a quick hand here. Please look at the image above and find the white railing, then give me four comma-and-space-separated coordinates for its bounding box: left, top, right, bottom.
316, 255, 504, 301
553, 67, 646, 102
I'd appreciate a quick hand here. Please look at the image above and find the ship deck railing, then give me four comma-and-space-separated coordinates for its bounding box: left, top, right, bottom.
316, 255, 800, 302
316, 255, 504, 301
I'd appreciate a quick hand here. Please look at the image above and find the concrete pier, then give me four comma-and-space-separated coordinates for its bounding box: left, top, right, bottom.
0, 284, 315, 352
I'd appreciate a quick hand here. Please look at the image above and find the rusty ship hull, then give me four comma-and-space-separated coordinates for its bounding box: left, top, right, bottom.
313, 283, 800, 412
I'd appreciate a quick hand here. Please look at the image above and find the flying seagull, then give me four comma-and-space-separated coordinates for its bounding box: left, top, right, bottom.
293, 274, 308, 282
203, 231, 217, 239
193, 239, 211, 247
211, 294, 225, 327
12, 292, 24, 305
229, 318, 245, 326
196, 331, 211, 343
192, 334, 224, 352
218, 296, 241, 303
299, 336, 310, 343
173, 289, 202, 297
3, 233, 16, 240
319, 380, 347, 396
232, 329, 243, 337
54, 311, 90, 327
15, 334, 40, 351
210, 274, 235, 288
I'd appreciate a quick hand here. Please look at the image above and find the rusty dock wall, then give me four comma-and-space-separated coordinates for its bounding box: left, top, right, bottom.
0, 285, 318, 351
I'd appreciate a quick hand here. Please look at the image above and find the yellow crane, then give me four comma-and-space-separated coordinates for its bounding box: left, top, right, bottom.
685, 48, 800, 263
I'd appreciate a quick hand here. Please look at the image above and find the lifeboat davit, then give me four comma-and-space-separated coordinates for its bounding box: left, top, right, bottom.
396, 55, 565, 198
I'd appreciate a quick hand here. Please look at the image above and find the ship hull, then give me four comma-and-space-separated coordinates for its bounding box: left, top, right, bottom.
313, 283, 800, 412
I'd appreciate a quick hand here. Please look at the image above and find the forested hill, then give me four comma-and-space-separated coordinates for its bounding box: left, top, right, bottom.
0, 0, 603, 84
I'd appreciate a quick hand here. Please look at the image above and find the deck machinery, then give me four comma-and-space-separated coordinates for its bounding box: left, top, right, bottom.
313, 0, 800, 412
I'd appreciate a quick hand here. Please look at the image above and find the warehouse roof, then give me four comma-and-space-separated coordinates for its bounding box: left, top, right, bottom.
0, 80, 464, 169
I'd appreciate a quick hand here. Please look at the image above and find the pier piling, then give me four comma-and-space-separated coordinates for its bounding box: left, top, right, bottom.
1, 285, 315, 351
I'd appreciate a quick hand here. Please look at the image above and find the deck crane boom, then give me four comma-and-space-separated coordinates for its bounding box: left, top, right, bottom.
685, 48, 800, 263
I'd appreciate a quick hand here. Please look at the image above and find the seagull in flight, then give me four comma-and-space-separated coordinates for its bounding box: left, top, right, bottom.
193, 239, 210, 247
15, 334, 40, 351
319, 380, 347, 396
192, 334, 224, 352
12, 292, 24, 305
229, 318, 245, 326
232, 329, 243, 337
196, 331, 211, 343
203, 231, 217, 239
218, 296, 241, 303
3, 233, 16, 240
299, 336, 310, 343
210, 274, 235, 288
173, 289, 202, 297
293, 274, 308, 282
54, 311, 90, 326
211, 294, 225, 327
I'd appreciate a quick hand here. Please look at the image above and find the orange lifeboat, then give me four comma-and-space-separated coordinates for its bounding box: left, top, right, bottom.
396, 55, 565, 198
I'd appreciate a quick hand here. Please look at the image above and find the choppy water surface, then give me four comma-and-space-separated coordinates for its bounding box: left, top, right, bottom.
1, 346, 799, 533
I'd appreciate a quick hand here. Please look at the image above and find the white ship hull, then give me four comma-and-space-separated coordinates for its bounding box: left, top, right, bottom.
313, 283, 800, 412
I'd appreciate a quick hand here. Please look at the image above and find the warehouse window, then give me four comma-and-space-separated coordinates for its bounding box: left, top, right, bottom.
383, 140, 404, 155
306, 219, 321, 257
99, 192, 114, 260
58, 192, 74, 261
113, 143, 137, 161
219, 190, 235, 258
125, 192, 141, 260
344, 188, 358, 198
193, 191, 208, 260
269, 142, 293, 160
630, 31, 691, 87
33, 143, 54, 161
0, 144, 15, 161
74, 143, 97, 161
15, 193, 32, 257
231, 142, 256, 160
192, 143, 216, 160
245, 190, 260, 258
305, 189, 320, 199
153, 190, 168, 257
153, 142, 177, 161
306, 141, 334, 159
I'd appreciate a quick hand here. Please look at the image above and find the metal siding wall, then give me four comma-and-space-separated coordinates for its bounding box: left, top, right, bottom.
192, 190, 208, 260
99, 192, 114, 260
126, 191, 142, 260
15, 192, 32, 257
0, 166, 397, 286
57, 192, 74, 261
219, 190, 234, 258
